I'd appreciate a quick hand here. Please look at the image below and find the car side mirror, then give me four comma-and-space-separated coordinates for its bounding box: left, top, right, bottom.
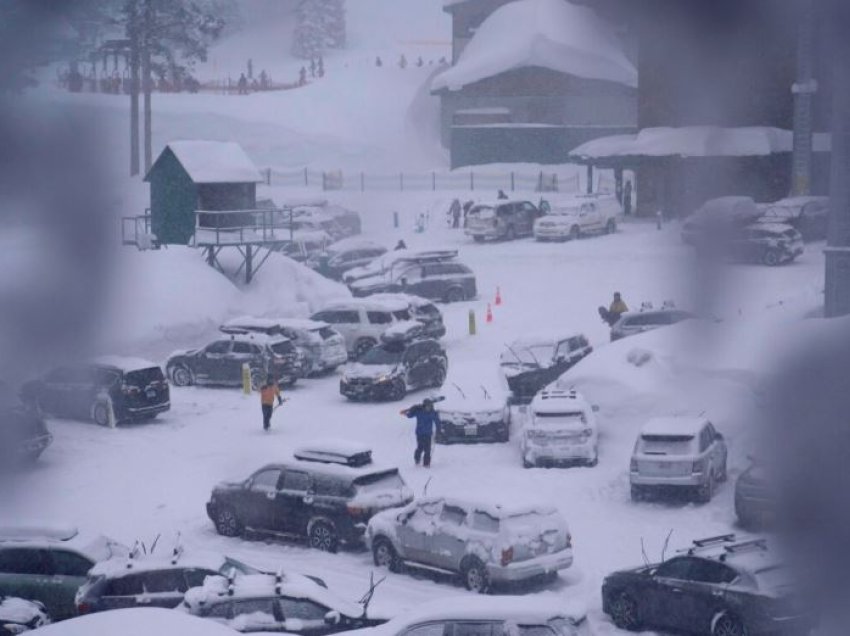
324, 611, 341, 626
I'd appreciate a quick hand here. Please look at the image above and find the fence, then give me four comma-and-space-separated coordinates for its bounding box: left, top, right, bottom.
264, 167, 583, 194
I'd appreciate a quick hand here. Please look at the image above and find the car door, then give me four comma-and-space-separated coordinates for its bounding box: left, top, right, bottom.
277, 597, 330, 634
97, 573, 147, 611
396, 500, 442, 565
0, 548, 56, 617
229, 598, 280, 632
228, 341, 258, 384
398, 265, 427, 296
645, 557, 700, 630
139, 569, 190, 609
43, 549, 95, 618
275, 469, 314, 536
431, 504, 469, 571
681, 559, 740, 632
239, 468, 283, 531
194, 341, 233, 383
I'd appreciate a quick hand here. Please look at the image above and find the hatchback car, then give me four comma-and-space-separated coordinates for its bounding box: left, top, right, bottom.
630, 417, 728, 503
610, 307, 695, 342
0, 597, 50, 634
499, 334, 592, 404
0, 525, 127, 621
340, 334, 447, 402
21, 357, 170, 427
369, 293, 447, 339
207, 442, 413, 552
167, 333, 300, 390
466, 200, 540, 242
367, 497, 573, 593
725, 223, 804, 266
181, 571, 384, 634
602, 534, 811, 636
307, 239, 387, 281
533, 195, 621, 241
350, 260, 477, 304
521, 389, 598, 468
311, 299, 413, 359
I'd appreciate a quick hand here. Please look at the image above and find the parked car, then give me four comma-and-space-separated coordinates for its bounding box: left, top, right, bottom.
350, 259, 477, 304
0, 386, 51, 465
521, 389, 598, 468
610, 306, 695, 341
75, 550, 260, 615
355, 597, 590, 636
0, 597, 50, 634
0, 525, 127, 620
307, 239, 387, 281
166, 333, 300, 390
759, 195, 828, 241
342, 248, 458, 284
340, 332, 447, 402
681, 196, 763, 246
601, 534, 812, 635
533, 195, 621, 241
368, 293, 446, 339
311, 299, 413, 359
281, 199, 361, 240
630, 416, 728, 503
735, 457, 775, 529
435, 383, 510, 444
278, 231, 333, 263
21, 357, 170, 427
206, 441, 414, 552
466, 200, 540, 242
181, 571, 385, 634
724, 223, 804, 266
499, 334, 592, 405
367, 497, 573, 593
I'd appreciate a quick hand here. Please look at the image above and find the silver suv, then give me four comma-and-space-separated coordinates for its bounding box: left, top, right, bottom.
367, 496, 573, 593
630, 417, 728, 503
311, 299, 412, 359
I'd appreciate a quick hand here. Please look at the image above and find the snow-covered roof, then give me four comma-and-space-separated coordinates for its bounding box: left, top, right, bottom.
0, 526, 126, 562
326, 237, 384, 253
640, 416, 708, 438
0, 524, 78, 542
34, 607, 238, 636
89, 550, 241, 579
91, 356, 161, 372
432, 0, 637, 92
294, 439, 372, 460
752, 222, 799, 235
155, 141, 262, 184
420, 495, 557, 519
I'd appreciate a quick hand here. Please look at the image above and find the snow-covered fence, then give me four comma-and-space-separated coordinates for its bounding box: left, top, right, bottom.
265, 167, 585, 194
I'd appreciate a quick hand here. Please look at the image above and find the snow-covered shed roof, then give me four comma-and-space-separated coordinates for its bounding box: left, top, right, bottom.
150, 141, 262, 184
432, 0, 637, 92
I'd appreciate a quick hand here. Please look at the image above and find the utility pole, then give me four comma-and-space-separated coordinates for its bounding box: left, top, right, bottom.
129, 1, 140, 177
142, 0, 153, 173
791, 0, 817, 196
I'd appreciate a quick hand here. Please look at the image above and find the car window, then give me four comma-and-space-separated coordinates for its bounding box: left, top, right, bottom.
94, 368, 121, 387
251, 469, 282, 492
206, 341, 231, 355
568, 336, 584, 351
207, 602, 232, 619
278, 598, 327, 620
143, 570, 188, 594
49, 550, 93, 577
231, 598, 277, 617
402, 623, 450, 636
367, 311, 392, 325
403, 343, 423, 363
440, 504, 467, 527
655, 557, 694, 580
0, 548, 49, 575
523, 203, 537, 214
282, 471, 311, 492
398, 266, 424, 283
184, 569, 216, 589
501, 626, 556, 636
232, 342, 253, 354
454, 622, 499, 636
471, 511, 500, 533
688, 559, 739, 584
105, 574, 145, 596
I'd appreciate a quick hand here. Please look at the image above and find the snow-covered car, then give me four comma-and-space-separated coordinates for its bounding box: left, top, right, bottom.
306, 238, 387, 281
0, 386, 51, 465
630, 416, 728, 503
342, 248, 459, 284
350, 597, 590, 636
499, 334, 592, 404
32, 607, 239, 636
533, 195, 620, 241
436, 384, 510, 444
725, 222, 804, 266
278, 230, 334, 263
466, 200, 540, 242
281, 199, 361, 240
340, 334, 447, 401
367, 497, 573, 593
681, 196, 763, 246
350, 259, 477, 304
21, 357, 170, 428
166, 332, 300, 389
759, 195, 828, 241
0, 525, 127, 621
521, 389, 598, 468
609, 306, 695, 341
0, 596, 50, 634
181, 571, 386, 634
735, 456, 775, 529
206, 441, 413, 552
368, 293, 447, 339
311, 299, 413, 359
75, 549, 261, 615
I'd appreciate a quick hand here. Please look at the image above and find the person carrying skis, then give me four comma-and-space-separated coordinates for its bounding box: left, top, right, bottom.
259, 374, 283, 431
401, 398, 440, 467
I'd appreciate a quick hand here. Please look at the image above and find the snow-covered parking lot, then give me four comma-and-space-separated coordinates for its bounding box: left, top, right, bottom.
0, 198, 826, 634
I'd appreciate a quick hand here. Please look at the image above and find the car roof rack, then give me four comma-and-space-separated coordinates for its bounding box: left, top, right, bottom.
679, 533, 736, 555
719, 538, 768, 561
294, 449, 373, 468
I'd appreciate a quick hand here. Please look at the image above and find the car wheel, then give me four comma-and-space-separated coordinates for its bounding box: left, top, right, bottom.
445, 287, 465, 303
461, 557, 491, 594
169, 365, 193, 387
630, 485, 643, 502
388, 378, 407, 401
606, 219, 616, 234
372, 537, 401, 573
214, 506, 243, 537
713, 613, 747, 636
250, 369, 264, 391
570, 225, 581, 240
92, 401, 112, 427
505, 225, 516, 241
762, 249, 781, 266
473, 236, 485, 243
697, 472, 716, 503
610, 592, 641, 631
353, 338, 377, 360
522, 458, 534, 469
431, 365, 447, 388
308, 521, 338, 553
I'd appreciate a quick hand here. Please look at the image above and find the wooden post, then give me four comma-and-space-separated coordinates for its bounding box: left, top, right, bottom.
322, 172, 327, 191
586, 164, 594, 194
400, 172, 404, 191
304, 167, 309, 186
432, 171, 436, 191
245, 244, 254, 284
470, 171, 474, 191
511, 171, 515, 191
360, 172, 365, 192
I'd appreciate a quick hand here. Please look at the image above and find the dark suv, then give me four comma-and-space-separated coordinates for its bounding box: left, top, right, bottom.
167, 333, 300, 390
22, 357, 170, 427
350, 260, 477, 304
206, 443, 413, 553
602, 535, 811, 636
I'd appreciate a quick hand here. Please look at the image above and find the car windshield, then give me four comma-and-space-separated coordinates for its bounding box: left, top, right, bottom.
470, 205, 495, 219
359, 345, 403, 365
638, 434, 696, 455
416, 304, 440, 317
124, 367, 165, 387
317, 327, 338, 340
270, 341, 295, 355
501, 344, 553, 368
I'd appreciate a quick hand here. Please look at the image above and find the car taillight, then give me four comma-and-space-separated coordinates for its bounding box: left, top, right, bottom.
630, 458, 638, 472
692, 460, 705, 474
121, 384, 140, 395
77, 602, 91, 615
501, 547, 514, 566
565, 532, 572, 549
347, 504, 367, 517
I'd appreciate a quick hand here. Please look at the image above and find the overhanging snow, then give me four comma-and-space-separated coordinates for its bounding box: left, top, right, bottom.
166, 140, 262, 184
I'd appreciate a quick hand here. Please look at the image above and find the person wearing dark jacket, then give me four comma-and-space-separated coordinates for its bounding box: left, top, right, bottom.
401, 398, 440, 467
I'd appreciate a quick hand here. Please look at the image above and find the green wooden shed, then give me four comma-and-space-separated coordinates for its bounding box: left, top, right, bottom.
144, 140, 262, 245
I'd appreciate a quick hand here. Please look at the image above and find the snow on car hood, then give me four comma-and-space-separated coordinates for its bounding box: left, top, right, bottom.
0, 597, 43, 624
438, 394, 508, 417
344, 363, 398, 380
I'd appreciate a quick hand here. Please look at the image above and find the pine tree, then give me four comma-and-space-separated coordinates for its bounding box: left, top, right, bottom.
321, 0, 346, 49
291, 0, 345, 60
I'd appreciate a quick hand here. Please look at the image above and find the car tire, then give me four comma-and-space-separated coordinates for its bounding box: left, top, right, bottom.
92, 401, 112, 427
214, 506, 243, 537
697, 472, 716, 504
473, 236, 485, 243
762, 249, 781, 266
353, 338, 377, 360
712, 613, 747, 636
431, 365, 447, 388
569, 225, 581, 240
169, 365, 193, 387
308, 520, 338, 553
445, 287, 465, 303
606, 219, 616, 234
372, 537, 402, 573
505, 226, 516, 241
610, 592, 641, 631
630, 485, 644, 502
388, 378, 407, 401
460, 556, 491, 594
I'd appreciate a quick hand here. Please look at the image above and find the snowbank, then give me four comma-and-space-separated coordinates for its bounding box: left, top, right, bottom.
432, 0, 637, 92
32, 607, 237, 636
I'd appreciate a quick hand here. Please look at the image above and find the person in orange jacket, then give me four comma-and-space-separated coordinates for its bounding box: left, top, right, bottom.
259, 374, 283, 431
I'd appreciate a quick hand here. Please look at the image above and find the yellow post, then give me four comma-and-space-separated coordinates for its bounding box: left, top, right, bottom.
242, 363, 252, 395
468, 309, 477, 335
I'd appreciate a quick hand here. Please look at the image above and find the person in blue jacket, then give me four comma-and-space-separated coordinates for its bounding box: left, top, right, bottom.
401, 398, 440, 467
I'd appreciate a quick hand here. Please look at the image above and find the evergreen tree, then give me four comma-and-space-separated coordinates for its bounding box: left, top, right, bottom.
291, 0, 345, 60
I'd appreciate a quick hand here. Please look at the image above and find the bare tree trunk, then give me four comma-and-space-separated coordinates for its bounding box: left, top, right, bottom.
129, 0, 140, 176
142, 0, 153, 173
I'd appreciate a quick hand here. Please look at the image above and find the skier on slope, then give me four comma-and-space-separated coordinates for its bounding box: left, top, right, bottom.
400, 398, 441, 468
259, 374, 283, 431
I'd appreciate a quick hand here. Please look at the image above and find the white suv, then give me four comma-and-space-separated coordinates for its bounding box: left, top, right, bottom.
521, 389, 598, 468
311, 299, 412, 359
534, 194, 621, 241
630, 416, 728, 503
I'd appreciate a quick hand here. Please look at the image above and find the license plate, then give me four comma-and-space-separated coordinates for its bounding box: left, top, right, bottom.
464, 425, 478, 436
146, 389, 156, 398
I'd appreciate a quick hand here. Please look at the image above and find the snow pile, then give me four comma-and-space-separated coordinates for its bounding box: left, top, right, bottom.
32, 607, 237, 636
432, 0, 637, 92
164, 141, 262, 184
0, 596, 44, 624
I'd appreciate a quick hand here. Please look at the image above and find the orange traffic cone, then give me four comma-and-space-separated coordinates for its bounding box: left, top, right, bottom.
495, 286, 502, 306
486, 303, 493, 323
